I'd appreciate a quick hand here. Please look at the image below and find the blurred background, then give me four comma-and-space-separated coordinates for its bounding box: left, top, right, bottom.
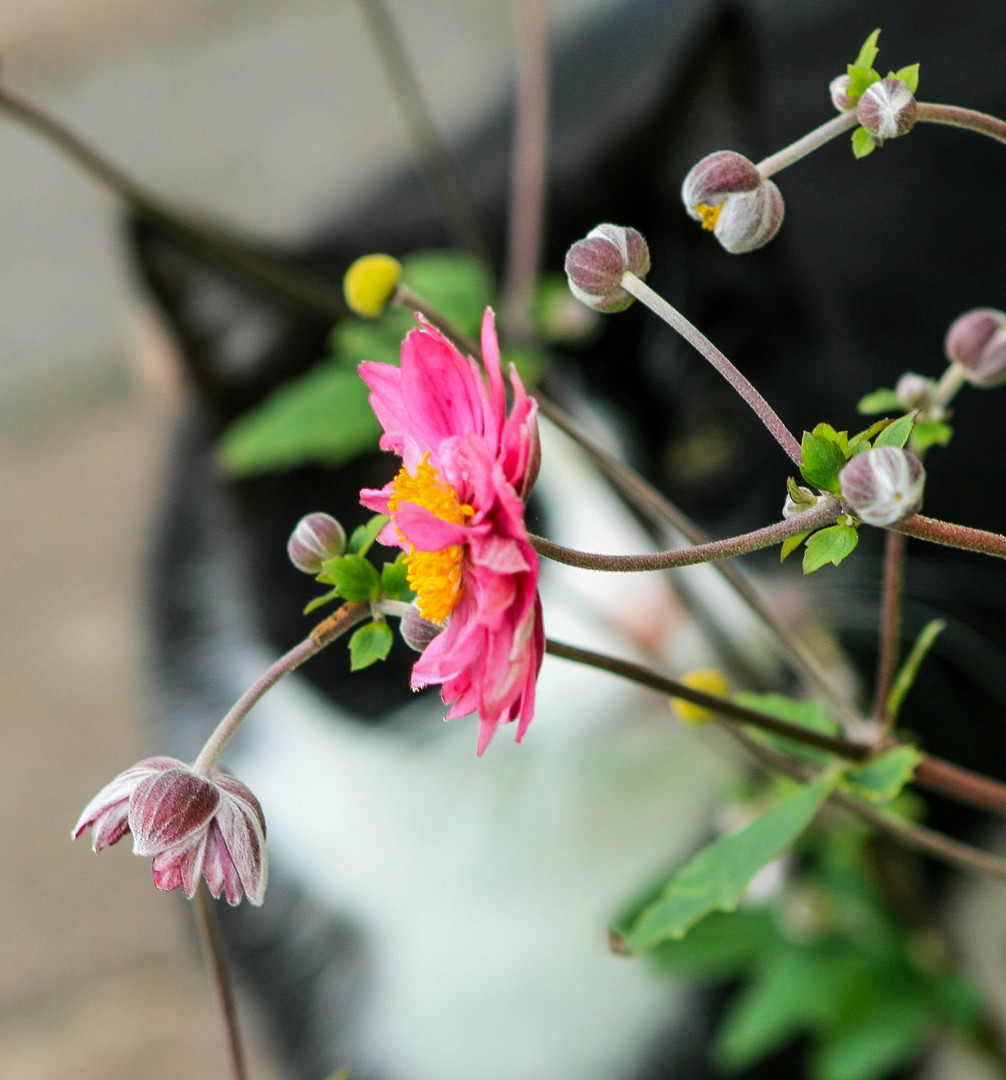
0, 1, 609, 1076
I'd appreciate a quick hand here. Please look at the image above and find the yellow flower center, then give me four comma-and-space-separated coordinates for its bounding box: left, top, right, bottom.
695, 201, 724, 231
388, 456, 474, 625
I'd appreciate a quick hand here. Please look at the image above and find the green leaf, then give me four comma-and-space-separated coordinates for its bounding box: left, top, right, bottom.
623, 772, 840, 954
803, 524, 859, 573
349, 621, 394, 671
327, 554, 381, 602
780, 532, 809, 562
381, 557, 412, 599
401, 250, 493, 337
872, 412, 915, 449
218, 367, 381, 475
856, 388, 901, 415
813, 422, 849, 455
884, 618, 946, 723
649, 909, 781, 978
910, 419, 953, 453
734, 691, 840, 762
891, 63, 920, 95
347, 514, 389, 557
303, 586, 341, 615
843, 745, 924, 804
800, 430, 847, 492
852, 29, 881, 74
852, 126, 877, 158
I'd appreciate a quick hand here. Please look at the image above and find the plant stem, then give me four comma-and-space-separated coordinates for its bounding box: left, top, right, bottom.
393, 284, 481, 356
501, 0, 549, 343
916, 101, 1006, 146
0, 85, 347, 320
193, 884, 248, 1080
529, 499, 840, 572
618, 272, 803, 465
354, 0, 491, 266
873, 529, 906, 729
192, 603, 369, 776
895, 514, 1006, 559
544, 638, 870, 760
755, 111, 860, 178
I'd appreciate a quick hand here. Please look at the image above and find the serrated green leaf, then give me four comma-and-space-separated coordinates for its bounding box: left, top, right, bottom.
891, 63, 920, 95
800, 431, 847, 492
381, 558, 411, 599
843, 746, 924, 804
873, 412, 915, 449
856, 388, 901, 415
218, 366, 381, 475
803, 524, 859, 573
624, 772, 839, 954
852, 29, 881, 74
849, 417, 894, 452
349, 621, 394, 670
852, 126, 877, 158
303, 586, 342, 615
910, 419, 953, 453
884, 619, 946, 723
328, 554, 381, 602
780, 531, 810, 562
348, 514, 389, 557
812, 422, 849, 455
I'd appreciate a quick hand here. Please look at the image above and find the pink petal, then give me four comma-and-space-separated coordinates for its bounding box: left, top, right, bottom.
129, 770, 221, 857
151, 831, 209, 898
72, 756, 185, 845
400, 325, 487, 448
394, 501, 471, 551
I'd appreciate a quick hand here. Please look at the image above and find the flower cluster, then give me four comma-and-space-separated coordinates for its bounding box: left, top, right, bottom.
360, 308, 544, 755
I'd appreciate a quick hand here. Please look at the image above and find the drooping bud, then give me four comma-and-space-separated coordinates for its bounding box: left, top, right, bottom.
856, 78, 917, 142
681, 150, 784, 254
343, 253, 402, 318
829, 74, 856, 112
287, 512, 347, 574
564, 224, 650, 313
944, 308, 1006, 388
400, 601, 444, 653
894, 372, 936, 411
839, 447, 925, 526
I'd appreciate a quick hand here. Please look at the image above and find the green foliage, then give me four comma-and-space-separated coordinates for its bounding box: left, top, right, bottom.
381, 556, 412, 600
852, 126, 878, 159
891, 63, 920, 95
803, 524, 859, 573
884, 619, 946, 723
734, 692, 840, 763
347, 514, 389, 557
780, 531, 810, 562
848, 29, 882, 92
843, 746, 924, 804
324, 554, 381, 603
622, 772, 839, 954
349, 621, 394, 670
800, 427, 847, 493
872, 412, 915, 449
910, 419, 953, 453
857, 388, 902, 414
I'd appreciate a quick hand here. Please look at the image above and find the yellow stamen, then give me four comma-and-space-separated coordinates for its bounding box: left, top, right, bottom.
388, 456, 474, 624
694, 202, 724, 232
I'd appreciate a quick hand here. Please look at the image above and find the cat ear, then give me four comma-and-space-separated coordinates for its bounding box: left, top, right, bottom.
127, 217, 347, 426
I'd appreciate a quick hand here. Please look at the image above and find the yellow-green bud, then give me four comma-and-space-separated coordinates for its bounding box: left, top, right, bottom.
343, 254, 402, 318
672, 668, 731, 726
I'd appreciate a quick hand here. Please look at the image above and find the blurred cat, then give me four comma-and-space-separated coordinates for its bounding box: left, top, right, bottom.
132, 1, 1006, 1077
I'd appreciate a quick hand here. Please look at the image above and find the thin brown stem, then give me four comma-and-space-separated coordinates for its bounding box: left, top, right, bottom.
530, 499, 841, 572
895, 514, 1006, 559
394, 284, 480, 357
354, 0, 491, 266
916, 101, 1006, 146
913, 756, 1006, 817
193, 885, 248, 1080
873, 529, 907, 729
501, 0, 549, 342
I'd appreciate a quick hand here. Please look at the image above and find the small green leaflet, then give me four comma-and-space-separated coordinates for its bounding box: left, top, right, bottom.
349, 621, 394, 670
325, 554, 381, 603
347, 514, 389, 557
884, 618, 946, 723
734, 692, 840, 763
890, 63, 920, 95
856, 388, 902, 415
800, 429, 847, 492
872, 412, 915, 449
622, 771, 840, 954
852, 126, 877, 158
803, 524, 859, 573
910, 419, 952, 453
843, 745, 923, 804
381, 558, 412, 600
852, 28, 881, 78
780, 531, 810, 562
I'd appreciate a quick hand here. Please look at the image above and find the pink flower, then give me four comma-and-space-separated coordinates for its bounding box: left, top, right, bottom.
73, 757, 267, 905
360, 308, 544, 755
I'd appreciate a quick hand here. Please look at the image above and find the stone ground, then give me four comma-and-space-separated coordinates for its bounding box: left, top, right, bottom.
0, 2, 609, 1077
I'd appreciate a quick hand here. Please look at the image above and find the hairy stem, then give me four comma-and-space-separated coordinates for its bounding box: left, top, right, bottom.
755, 110, 860, 177
873, 529, 907, 729
193, 885, 248, 1080
895, 514, 1006, 558
530, 499, 840, 572
619, 272, 803, 465
916, 101, 1006, 146
192, 603, 369, 775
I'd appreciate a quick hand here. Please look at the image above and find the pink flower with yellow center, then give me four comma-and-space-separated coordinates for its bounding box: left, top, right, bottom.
360, 308, 543, 755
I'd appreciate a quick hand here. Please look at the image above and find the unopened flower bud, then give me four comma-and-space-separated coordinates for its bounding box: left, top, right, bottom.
681, 150, 784, 254
783, 484, 819, 519
829, 74, 856, 112
287, 512, 346, 574
400, 601, 444, 652
856, 78, 917, 142
840, 447, 925, 526
564, 224, 650, 312
672, 668, 731, 726
343, 253, 402, 318
894, 372, 936, 411
944, 308, 1006, 388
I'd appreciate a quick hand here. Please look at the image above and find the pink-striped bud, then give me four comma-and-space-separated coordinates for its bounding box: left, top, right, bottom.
681, 151, 784, 254
856, 78, 917, 142
400, 601, 444, 652
894, 372, 936, 411
287, 512, 347, 574
944, 308, 1006, 388
839, 447, 925, 526
564, 224, 650, 313
829, 74, 856, 112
